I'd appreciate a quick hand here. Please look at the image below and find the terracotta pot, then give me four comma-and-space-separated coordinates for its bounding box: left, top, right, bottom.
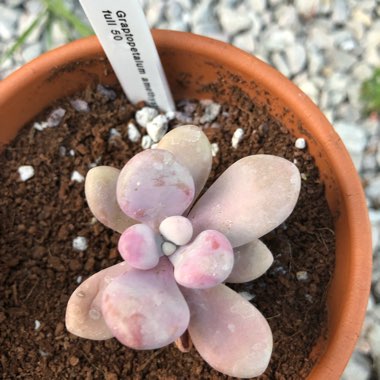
0, 32, 372, 379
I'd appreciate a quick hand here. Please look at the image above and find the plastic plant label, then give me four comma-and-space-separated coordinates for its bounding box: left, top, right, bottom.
79, 0, 175, 112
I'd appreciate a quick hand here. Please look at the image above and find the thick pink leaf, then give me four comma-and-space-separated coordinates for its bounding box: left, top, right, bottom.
117, 150, 195, 228
85, 166, 135, 233
65, 262, 130, 340
157, 125, 212, 199
170, 230, 234, 289
227, 239, 274, 283
101, 257, 190, 350
183, 285, 273, 378
189, 155, 301, 247
118, 224, 161, 270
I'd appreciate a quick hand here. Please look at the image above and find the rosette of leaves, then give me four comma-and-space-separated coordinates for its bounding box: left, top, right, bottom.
66, 125, 301, 378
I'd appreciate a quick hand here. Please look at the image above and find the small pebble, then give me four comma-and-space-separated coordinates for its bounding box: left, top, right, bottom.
18, 165, 35, 181
69, 149, 75, 157
295, 138, 307, 149
165, 110, 176, 120
96, 84, 116, 100
146, 114, 169, 142
69, 356, 80, 366
71, 170, 84, 183
73, 237, 88, 251
127, 122, 141, 142
296, 271, 309, 281
141, 135, 153, 149
211, 142, 219, 157
232, 128, 244, 149
47, 108, 66, 127
70, 99, 89, 112
34, 320, 41, 330
135, 107, 158, 128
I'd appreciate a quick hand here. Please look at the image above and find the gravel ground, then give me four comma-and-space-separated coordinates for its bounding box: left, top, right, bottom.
1, 0, 380, 378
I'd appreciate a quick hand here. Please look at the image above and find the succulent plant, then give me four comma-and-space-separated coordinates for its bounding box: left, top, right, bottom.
66, 125, 301, 378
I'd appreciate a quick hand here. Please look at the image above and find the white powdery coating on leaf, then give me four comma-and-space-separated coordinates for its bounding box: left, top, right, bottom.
141, 135, 153, 149
127, 122, 141, 142
295, 138, 307, 149
135, 107, 158, 128
71, 170, 84, 183
231, 128, 244, 149
70, 99, 89, 112
18, 165, 35, 181
147, 114, 169, 142
73, 237, 88, 251
211, 142, 219, 157
47, 108, 66, 127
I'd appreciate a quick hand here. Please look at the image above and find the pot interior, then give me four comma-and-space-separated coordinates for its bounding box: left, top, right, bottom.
0, 33, 371, 379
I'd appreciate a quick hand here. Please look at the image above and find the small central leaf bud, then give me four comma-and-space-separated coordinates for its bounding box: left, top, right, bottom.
159, 216, 193, 246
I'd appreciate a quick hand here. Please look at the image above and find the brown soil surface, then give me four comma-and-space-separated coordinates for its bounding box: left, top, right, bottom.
0, 84, 335, 380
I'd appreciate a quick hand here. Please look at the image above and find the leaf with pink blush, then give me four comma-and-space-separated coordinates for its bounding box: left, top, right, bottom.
101, 257, 190, 350
188, 155, 301, 247
118, 224, 162, 270
170, 230, 234, 289
85, 166, 135, 233
226, 239, 274, 283
182, 284, 273, 378
157, 125, 212, 200
65, 261, 130, 340
116, 150, 195, 228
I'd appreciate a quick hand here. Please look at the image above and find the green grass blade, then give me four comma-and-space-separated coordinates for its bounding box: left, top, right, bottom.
43, 0, 93, 37
361, 68, 380, 114
0, 8, 48, 66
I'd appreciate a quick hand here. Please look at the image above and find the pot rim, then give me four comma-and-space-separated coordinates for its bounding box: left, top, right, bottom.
0, 31, 372, 379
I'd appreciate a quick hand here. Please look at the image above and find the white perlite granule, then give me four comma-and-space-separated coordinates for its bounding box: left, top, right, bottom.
232, 128, 244, 149
147, 114, 169, 142
70, 99, 89, 112
109, 128, 121, 138
18, 165, 35, 181
71, 170, 84, 183
211, 142, 219, 157
239, 291, 255, 301
73, 237, 88, 251
296, 271, 309, 281
135, 107, 158, 128
33, 121, 49, 131
141, 135, 153, 149
47, 108, 66, 127
34, 320, 41, 330
200, 101, 221, 124
295, 137, 307, 149
127, 122, 141, 142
